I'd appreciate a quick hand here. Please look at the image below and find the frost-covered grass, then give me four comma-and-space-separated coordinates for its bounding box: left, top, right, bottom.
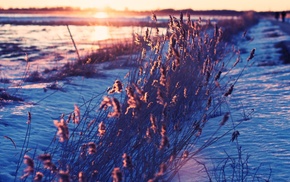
6, 12, 270, 182
23, 40, 139, 83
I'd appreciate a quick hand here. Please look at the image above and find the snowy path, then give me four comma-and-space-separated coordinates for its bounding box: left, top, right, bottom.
174, 19, 290, 182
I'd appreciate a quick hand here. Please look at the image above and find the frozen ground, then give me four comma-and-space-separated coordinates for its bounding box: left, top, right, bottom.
1, 18, 290, 181
175, 19, 290, 181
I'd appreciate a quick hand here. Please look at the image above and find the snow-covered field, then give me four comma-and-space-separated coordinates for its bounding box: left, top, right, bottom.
175, 19, 290, 182
226, 19, 290, 181
1, 18, 290, 181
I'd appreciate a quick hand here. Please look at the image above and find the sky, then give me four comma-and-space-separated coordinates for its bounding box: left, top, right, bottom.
0, 0, 290, 12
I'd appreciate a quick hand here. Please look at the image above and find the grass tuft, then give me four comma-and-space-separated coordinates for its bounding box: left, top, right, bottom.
14, 12, 269, 182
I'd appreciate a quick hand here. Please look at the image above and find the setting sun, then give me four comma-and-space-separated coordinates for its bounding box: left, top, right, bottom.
93, 12, 109, 19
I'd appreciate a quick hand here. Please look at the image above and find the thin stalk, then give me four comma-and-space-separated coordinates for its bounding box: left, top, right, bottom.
67, 25, 81, 62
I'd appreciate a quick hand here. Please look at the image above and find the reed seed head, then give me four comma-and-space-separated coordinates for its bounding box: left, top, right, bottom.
108, 98, 121, 118
74, 104, 80, 124
111, 167, 122, 182
99, 96, 112, 110
27, 112, 31, 124
220, 112, 230, 126
54, 119, 69, 142
98, 121, 106, 136
247, 48, 255, 61
58, 170, 70, 182
38, 154, 57, 173
157, 163, 167, 176
78, 171, 87, 182
109, 80, 123, 94
151, 13, 157, 22
33, 172, 44, 182
21, 155, 34, 179
87, 142, 97, 154
159, 135, 170, 150
182, 150, 189, 159
122, 153, 133, 168
231, 130, 240, 142
224, 84, 234, 97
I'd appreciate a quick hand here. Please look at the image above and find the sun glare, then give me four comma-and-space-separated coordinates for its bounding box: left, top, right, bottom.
90, 26, 110, 42
93, 12, 109, 19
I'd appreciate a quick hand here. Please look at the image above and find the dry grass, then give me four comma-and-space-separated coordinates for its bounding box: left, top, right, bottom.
0, 89, 24, 104
217, 11, 259, 42
24, 40, 139, 83
25, 60, 103, 83
84, 39, 139, 64
14, 12, 268, 182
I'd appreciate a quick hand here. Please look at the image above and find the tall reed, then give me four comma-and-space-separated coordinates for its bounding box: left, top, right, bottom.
16, 12, 260, 181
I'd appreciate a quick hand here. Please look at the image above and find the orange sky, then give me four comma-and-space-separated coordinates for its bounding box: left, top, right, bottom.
0, 0, 290, 12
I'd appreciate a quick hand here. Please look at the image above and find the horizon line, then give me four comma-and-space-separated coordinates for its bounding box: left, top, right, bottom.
0, 7, 289, 13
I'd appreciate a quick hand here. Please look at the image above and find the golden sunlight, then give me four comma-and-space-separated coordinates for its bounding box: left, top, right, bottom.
93, 12, 109, 19
90, 26, 111, 42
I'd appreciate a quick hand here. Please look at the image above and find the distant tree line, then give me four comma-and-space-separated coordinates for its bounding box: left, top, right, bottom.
0, 7, 98, 14
0, 6, 288, 17
3, 7, 81, 11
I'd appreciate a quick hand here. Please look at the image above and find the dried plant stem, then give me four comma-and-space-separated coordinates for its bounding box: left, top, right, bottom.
67, 25, 81, 62
14, 113, 32, 182
15, 12, 265, 182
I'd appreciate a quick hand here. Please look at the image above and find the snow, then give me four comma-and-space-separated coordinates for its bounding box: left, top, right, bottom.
1, 18, 290, 181
173, 19, 290, 181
